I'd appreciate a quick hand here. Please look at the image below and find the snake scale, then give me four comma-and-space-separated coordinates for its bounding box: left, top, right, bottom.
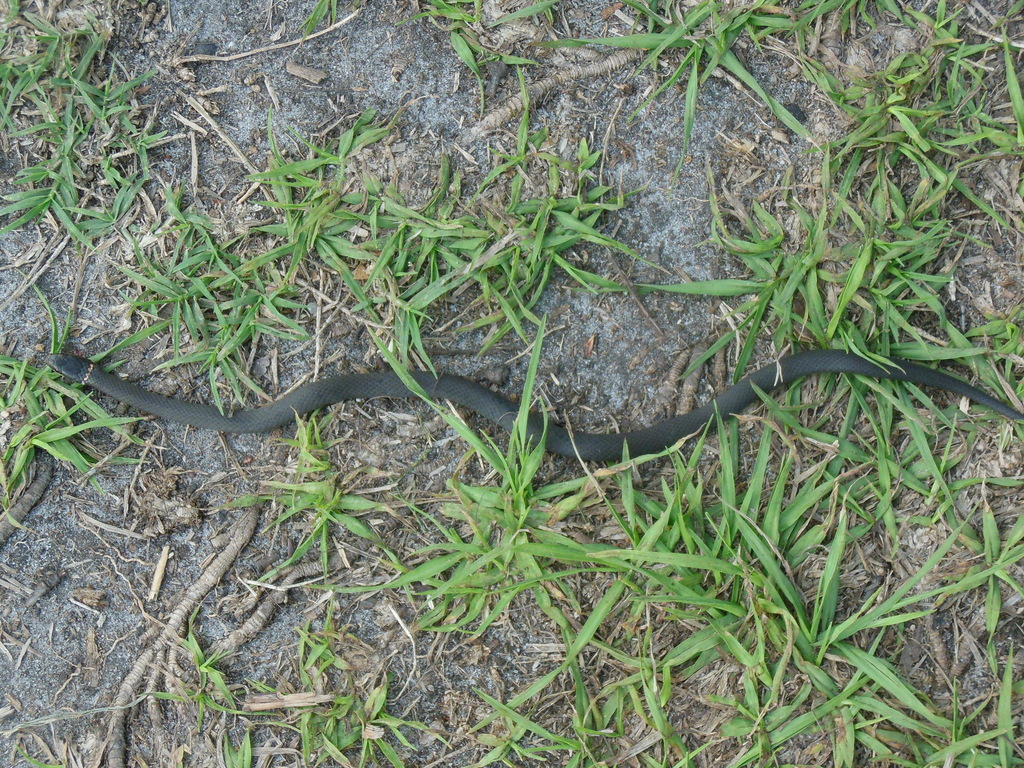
50, 350, 1023, 461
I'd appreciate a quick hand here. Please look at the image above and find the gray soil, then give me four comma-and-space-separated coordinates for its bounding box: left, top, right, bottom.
2, 1, 1021, 767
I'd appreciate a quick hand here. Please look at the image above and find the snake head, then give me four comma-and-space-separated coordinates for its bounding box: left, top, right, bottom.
50, 354, 94, 384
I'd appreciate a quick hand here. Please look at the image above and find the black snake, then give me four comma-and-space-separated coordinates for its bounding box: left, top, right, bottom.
50, 350, 1023, 461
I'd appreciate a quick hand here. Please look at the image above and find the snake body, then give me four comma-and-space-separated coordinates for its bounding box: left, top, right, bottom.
51, 351, 1023, 461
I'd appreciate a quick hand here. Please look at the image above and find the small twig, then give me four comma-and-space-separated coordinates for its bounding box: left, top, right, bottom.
23, 566, 64, 607
0, 234, 70, 314
174, 12, 360, 64
207, 559, 331, 658
388, 603, 417, 701
471, 47, 643, 137
179, 93, 262, 176
607, 252, 663, 339
713, 346, 728, 390
963, 22, 1024, 49
678, 352, 706, 416
104, 507, 260, 768
654, 342, 712, 417
0, 454, 54, 549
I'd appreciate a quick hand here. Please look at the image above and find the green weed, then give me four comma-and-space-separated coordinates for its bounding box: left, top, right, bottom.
0, 14, 159, 245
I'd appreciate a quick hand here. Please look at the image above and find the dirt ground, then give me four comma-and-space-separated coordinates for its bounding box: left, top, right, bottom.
2, 1, 1021, 767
